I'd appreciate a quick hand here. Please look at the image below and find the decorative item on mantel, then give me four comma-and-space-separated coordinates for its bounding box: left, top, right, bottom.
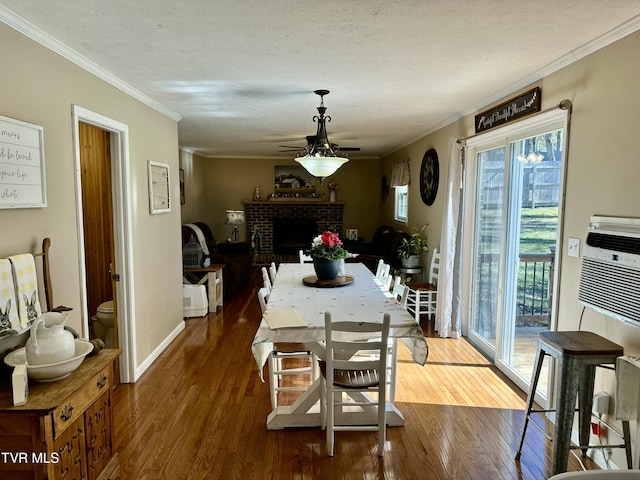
306, 231, 349, 280
397, 225, 429, 268
328, 181, 338, 202
253, 186, 262, 201
268, 192, 324, 201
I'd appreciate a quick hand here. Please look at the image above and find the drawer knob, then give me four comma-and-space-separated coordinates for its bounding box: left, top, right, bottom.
97, 374, 108, 388
60, 404, 74, 421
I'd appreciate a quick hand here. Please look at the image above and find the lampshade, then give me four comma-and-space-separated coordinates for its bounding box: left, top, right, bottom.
295, 155, 349, 178
225, 210, 245, 225
295, 90, 349, 178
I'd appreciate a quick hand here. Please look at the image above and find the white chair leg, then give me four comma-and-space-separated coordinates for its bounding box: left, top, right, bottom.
319, 376, 326, 431
268, 352, 277, 409
327, 387, 335, 456
388, 339, 398, 403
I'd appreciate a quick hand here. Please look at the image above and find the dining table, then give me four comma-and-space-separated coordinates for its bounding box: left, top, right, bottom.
251, 262, 429, 430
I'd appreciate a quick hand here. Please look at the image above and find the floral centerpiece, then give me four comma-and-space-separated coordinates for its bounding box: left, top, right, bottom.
307, 231, 348, 280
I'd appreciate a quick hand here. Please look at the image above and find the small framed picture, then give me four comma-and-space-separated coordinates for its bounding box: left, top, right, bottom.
179, 168, 185, 205
148, 160, 171, 214
346, 229, 358, 241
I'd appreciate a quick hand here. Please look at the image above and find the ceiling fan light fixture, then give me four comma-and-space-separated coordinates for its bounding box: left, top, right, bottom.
295, 156, 349, 178
294, 89, 349, 178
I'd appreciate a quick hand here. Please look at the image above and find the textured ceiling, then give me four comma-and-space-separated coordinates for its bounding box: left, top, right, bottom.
2, 1, 640, 159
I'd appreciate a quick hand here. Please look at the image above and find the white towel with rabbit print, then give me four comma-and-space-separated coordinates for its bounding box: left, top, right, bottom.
8, 254, 42, 329
0, 258, 20, 336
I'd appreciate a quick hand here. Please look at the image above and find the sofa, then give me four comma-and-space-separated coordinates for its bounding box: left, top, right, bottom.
182, 222, 252, 301
345, 225, 409, 273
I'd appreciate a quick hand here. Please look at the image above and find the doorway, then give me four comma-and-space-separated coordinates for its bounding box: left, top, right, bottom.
78, 122, 116, 345
72, 105, 136, 383
462, 108, 569, 402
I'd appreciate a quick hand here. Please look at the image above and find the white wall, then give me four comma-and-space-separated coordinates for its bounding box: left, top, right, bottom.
0, 22, 184, 379
381, 29, 640, 468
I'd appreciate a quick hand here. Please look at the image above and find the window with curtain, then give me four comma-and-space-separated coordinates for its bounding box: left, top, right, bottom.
391, 158, 410, 224
394, 185, 408, 224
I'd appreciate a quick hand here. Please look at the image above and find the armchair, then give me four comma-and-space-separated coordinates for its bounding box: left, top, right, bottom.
345, 225, 409, 273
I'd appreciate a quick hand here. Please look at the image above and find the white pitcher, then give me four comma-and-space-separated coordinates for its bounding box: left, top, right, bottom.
25, 312, 75, 365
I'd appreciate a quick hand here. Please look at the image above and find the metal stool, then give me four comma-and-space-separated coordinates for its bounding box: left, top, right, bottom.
515, 331, 632, 475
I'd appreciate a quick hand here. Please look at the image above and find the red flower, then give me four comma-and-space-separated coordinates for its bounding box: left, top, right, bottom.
321, 231, 342, 248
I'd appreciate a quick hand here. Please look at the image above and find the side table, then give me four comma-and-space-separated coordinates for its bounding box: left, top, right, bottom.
183, 264, 224, 312
396, 266, 423, 283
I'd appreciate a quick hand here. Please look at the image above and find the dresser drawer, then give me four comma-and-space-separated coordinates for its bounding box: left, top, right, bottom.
51, 365, 111, 439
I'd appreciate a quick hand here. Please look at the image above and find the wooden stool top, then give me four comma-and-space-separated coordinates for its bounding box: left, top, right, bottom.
539, 331, 623, 356
405, 281, 437, 292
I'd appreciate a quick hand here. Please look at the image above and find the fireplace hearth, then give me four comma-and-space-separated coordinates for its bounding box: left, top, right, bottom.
273, 218, 316, 255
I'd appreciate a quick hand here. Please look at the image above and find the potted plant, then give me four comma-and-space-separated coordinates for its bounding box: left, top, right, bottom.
397, 225, 429, 268
307, 231, 349, 280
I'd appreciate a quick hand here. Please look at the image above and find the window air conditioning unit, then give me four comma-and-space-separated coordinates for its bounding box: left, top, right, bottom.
183, 284, 208, 318
578, 216, 640, 325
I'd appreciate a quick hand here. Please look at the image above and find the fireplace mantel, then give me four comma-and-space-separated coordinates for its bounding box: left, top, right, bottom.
244, 200, 345, 205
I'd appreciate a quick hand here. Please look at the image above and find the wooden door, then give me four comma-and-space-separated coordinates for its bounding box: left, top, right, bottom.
79, 123, 116, 344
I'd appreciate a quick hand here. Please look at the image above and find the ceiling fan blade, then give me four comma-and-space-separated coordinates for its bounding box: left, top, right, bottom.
335, 146, 361, 151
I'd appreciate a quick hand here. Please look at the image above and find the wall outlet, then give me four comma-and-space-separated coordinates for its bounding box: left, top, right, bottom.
568, 237, 580, 258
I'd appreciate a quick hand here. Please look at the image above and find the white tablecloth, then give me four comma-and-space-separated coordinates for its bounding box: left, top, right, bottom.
251, 262, 428, 377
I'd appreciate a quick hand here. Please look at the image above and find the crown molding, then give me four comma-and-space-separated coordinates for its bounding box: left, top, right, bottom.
0, 5, 181, 122
389, 14, 640, 157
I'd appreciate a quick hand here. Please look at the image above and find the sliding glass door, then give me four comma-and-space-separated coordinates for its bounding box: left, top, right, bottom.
463, 110, 569, 399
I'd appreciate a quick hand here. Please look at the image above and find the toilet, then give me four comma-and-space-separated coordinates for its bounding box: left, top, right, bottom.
92, 300, 115, 348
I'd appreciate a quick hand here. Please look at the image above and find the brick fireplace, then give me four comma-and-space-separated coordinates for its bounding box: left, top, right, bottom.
244, 201, 344, 259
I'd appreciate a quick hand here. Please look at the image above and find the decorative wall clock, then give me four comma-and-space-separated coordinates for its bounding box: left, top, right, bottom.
419, 148, 439, 206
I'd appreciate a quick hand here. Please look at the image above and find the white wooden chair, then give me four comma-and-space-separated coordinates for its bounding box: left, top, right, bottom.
261, 267, 272, 295
258, 288, 317, 410
320, 311, 391, 457
393, 281, 409, 308
373, 259, 385, 278
269, 262, 277, 285
257, 287, 269, 313
299, 249, 312, 263
406, 248, 440, 322
382, 278, 407, 400
374, 262, 391, 291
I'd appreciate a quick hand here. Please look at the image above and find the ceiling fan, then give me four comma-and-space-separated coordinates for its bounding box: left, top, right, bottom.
279, 89, 360, 154
279, 135, 361, 153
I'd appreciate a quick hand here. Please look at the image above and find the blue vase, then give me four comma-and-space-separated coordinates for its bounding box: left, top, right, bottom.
313, 257, 340, 280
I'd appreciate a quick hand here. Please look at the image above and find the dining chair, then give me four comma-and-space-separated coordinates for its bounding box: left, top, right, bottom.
320, 311, 391, 457
261, 267, 272, 295
258, 288, 317, 410
379, 278, 406, 401
374, 262, 391, 291
258, 287, 269, 314
406, 248, 440, 322
393, 281, 409, 308
269, 261, 277, 285
374, 259, 385, 278
299, 249, 312, 263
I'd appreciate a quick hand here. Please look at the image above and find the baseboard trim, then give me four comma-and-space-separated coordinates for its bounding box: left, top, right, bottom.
133, 320, 185, 381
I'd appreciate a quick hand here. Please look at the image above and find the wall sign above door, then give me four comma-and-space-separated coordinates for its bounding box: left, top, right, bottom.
0, 114, 47, 209
474, 87, 541, 134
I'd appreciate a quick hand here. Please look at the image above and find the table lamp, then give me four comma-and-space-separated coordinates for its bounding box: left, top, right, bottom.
225, 210, 245, 242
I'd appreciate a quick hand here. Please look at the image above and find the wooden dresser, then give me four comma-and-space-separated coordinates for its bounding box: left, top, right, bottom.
0, 349, 121, 480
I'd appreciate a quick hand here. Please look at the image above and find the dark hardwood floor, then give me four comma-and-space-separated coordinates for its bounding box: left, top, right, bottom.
112, 272, 599, 479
